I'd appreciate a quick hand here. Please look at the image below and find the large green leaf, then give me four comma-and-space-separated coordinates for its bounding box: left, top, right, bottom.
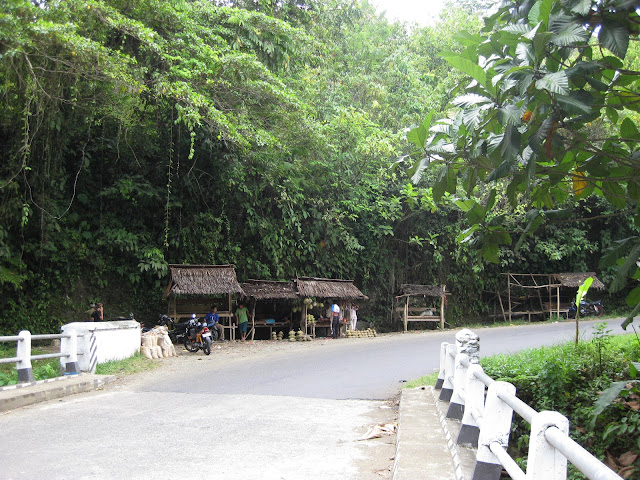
598, 20, 630, 58
621, 117, 640, 142
442, 54, 495, 96
551, 22, 588, 46
589, 380, 638, 429
536, 71, 569, 95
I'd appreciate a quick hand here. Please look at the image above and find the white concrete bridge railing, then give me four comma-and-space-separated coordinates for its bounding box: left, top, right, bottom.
436, 329, 621, 480
0, 320, 140, 383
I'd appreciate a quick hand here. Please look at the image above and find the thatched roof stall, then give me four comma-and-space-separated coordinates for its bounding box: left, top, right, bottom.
500, 272, 606, 322
294, 277, 368, 336
164, 265, 244, 340
550, 273, 605, 290
241, 280, 298, 300
241, 280, 297, 340
295, 277, 368, 300
395, 284, 447, 331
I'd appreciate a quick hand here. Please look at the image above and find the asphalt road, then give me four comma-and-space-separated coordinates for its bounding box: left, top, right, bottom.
142, 318, 632, 400
0, 318, 631, 480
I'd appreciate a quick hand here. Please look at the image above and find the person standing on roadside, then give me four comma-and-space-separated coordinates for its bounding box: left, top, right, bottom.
330, 301, 341, 339
236, 303, 249, 341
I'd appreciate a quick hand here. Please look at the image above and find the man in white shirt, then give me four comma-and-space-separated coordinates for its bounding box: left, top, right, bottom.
330, 301, 341, 339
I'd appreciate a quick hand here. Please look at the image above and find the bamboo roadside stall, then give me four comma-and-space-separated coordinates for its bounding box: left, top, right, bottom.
500, 272, 605, 322
164, 264, 244, 341
241, 280, 297, 340
395, 284, 447, 332
294, 277, 368, 337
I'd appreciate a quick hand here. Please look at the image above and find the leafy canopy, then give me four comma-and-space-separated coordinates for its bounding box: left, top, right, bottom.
407, 0, 640, 328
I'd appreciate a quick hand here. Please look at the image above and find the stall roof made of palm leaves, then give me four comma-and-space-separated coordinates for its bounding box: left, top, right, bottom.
294, 277, 368, 300
241, 280, 297, 300
164, 264, 243, 298
397, 284, 446, 297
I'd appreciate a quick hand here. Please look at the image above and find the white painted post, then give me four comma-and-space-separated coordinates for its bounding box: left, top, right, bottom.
472, 381, 516, 480
16, 330, 34, 383
447, 353, 469, 419
60, 329, 80, 375
526, 411, 569, 480
439, 343, 456, 402
435, 342, 448, 390
457, 363, 485, 447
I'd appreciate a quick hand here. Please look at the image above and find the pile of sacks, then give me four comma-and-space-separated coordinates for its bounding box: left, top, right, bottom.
141, 325, 177, 359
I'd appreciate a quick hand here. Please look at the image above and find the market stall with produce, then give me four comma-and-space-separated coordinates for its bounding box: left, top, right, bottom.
294, 277, 368, 338
241, 280, 297, 340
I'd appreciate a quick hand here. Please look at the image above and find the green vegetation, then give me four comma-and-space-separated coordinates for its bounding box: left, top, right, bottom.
481, 328, 640, 478
403, 371, 439, 389
0, 343, 61, 386
95, 352, 159, 376
409, 0, 640, 329
0, 0, 638, 336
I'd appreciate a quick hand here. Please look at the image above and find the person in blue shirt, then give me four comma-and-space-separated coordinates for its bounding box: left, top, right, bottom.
205, 305, 224, 341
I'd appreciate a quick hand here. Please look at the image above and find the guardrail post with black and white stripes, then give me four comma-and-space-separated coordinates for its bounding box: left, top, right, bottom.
60, 329, 80, 375
527, 411, 569, 480
472, 381, 516, 480
457, 363, 486, 447
16, 330, 34, 383
439, 343, 456, 402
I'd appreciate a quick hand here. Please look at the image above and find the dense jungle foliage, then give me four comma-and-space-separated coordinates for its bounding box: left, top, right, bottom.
0, 0, 639, 334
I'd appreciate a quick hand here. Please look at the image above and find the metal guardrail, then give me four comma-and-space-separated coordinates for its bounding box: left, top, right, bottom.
436, 330, 621, 480
0, 330, 84, 383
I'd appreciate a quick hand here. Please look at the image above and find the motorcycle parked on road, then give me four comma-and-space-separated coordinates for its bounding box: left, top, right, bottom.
184, 316, 212, 355
567, 299, 605, 318
158, 314, 190, 344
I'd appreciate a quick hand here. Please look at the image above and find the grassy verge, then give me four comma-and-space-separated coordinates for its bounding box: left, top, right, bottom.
96, 352, 160, 376
0, 343, 61, 386
403, 371, 439, 389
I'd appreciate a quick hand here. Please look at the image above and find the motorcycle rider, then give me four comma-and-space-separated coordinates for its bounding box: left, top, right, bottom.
205, 305, 225, 341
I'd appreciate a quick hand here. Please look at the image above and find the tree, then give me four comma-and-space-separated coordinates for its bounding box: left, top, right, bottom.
407, 0, 640, 328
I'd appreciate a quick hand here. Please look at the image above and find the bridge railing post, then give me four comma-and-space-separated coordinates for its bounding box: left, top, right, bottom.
526, 411, 569, 480
16, 330, 34, 383
447, 352, 469, 419
457, 363, 486, 447
60, 329, 80, 375
439, 343, 456, 402
447, 328, 480, 419
472, 381, 516, 480
435, 342, 448, 390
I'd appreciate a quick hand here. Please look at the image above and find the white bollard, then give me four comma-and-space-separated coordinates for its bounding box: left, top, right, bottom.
439, 343, 457, 402
458, 363, 486, 447
472, 381, 516, 480
447, 352, 469, 420
527, 411, 569, 480
16, 330, 34, 383
435, 342, 448, 390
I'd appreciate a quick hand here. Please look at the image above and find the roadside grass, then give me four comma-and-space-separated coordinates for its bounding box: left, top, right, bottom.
96, 352, 159, 376
403, 371, 438, 389
1, 341, 158, 385
0, 342, 60, 386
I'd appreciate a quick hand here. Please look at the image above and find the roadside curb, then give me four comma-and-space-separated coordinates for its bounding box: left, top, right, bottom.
393, 386, 460, 480
0, 374, 116, 413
